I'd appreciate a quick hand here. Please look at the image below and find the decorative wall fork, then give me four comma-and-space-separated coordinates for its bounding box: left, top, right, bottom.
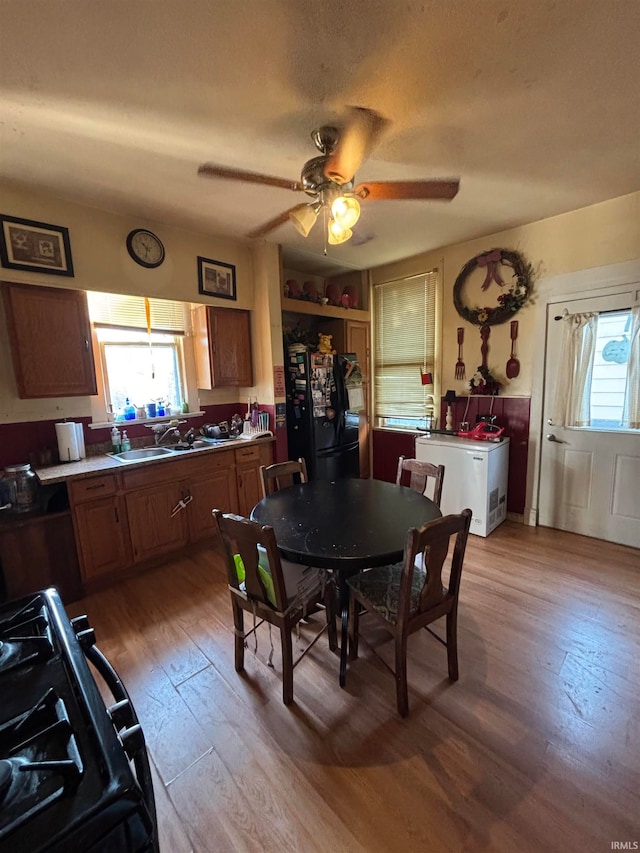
455, 327, 466, 379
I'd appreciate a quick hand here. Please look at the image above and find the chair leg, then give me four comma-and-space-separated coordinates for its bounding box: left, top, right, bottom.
446, 611, 459, 681
324, 583, 338, 652
395, 634, 409, 717
348, 593, 360, 660
280, 624, 294, 705
231, 600, 245, 672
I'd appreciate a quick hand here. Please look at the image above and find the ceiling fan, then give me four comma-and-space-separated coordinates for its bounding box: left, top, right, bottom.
198, 107, 459, 245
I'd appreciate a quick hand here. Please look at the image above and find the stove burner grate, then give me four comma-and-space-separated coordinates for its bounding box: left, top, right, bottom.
0, 688, 83, 832
0, 595, 55, 674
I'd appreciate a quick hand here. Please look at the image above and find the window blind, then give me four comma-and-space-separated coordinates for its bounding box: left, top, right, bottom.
86, 292, 187, 334
374, 270, 438, 419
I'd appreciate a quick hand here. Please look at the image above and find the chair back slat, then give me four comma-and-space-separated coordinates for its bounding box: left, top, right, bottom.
213, 510, 288, 611
395, 456, 445, 506
397, 509, 472, 628
260, 457, 308, 498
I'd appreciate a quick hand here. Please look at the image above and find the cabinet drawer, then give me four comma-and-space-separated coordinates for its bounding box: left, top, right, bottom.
69, 474, 118, 504
235, 445, 261, 465
179, 449, 235, 479
121, 458, 190, 491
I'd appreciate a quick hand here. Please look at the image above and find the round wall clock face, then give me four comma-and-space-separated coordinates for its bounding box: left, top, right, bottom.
126, 229, 165, 268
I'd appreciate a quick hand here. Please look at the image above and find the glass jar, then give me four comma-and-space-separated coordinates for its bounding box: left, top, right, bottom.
3, 463, 39, 513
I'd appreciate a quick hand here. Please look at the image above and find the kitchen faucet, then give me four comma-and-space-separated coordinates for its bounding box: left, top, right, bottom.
153, 424, 181, 446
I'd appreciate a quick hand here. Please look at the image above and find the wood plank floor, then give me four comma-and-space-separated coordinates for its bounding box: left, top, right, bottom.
68, 522, 640, 853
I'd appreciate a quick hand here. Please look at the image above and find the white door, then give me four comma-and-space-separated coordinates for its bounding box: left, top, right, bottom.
539, 291, 640, 548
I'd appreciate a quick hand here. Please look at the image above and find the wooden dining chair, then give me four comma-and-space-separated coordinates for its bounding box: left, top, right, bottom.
396, 456, 445, 507
259, 457, 308, 498
212, 510, 337, 706
346, 509, 472, 717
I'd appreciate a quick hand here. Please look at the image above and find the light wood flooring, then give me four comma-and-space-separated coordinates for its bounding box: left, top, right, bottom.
68, 522, 640, 852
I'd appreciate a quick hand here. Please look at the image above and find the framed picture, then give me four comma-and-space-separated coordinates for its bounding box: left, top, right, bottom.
197, 256, 236, 300
0, 215, 74, 277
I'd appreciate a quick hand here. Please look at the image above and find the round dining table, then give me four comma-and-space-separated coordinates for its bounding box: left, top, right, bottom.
251, 478, 441, 686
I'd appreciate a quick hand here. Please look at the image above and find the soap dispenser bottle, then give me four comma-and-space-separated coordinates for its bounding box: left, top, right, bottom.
121, 430, 131, 452
111, 426, 121, 453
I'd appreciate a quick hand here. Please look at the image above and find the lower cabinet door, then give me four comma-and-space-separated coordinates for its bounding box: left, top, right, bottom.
237, 463, 263, 517
73, 496, 131, 581
188, 470, 238, 541
126, 484, 188, 563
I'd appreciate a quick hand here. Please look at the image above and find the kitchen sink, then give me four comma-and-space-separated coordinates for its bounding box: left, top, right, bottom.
111, 447, 175, 461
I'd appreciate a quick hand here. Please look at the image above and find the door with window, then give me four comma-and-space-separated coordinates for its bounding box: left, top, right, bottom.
539, 291, 640, 548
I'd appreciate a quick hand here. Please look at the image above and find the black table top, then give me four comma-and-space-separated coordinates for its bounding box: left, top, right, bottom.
250, 478, 441, 572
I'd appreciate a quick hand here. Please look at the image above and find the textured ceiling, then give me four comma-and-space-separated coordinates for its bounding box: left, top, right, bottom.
1, 1, 639, 276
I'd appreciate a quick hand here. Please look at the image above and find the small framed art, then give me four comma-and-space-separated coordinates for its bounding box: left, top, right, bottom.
197, 256, 236, 300
0, 215, 74, 277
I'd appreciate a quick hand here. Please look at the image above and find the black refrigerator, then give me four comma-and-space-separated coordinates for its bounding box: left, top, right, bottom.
286, 350, 361, 480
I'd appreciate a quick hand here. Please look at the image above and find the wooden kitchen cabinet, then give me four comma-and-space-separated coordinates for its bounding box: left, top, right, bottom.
125, 482, 189, 564
2, 281, 97, 398
235, 442, 273, 516
67, 440, 273, 590
69, 474, 131, 582
121, 448, 239, 552
193, 304, 253, 388
73, 495, 131, 581
186, 451, 238, 541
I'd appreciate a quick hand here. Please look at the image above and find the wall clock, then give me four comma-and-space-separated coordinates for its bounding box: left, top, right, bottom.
126, 229, 165, 268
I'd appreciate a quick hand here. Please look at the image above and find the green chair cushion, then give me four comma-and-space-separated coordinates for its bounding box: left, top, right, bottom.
234, 548, 322, 609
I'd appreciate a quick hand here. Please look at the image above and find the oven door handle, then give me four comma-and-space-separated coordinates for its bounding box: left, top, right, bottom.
84, 643, 159, 852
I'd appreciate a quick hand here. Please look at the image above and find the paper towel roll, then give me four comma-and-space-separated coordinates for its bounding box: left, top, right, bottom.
56, 422, 80, 463
74, 422, 86, 459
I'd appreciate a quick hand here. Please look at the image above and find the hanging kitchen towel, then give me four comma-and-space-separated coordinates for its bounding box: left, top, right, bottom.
55, 422, 81, 463
74, 422, 86, 459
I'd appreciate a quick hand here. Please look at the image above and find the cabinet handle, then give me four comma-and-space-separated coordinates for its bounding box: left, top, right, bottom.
114, 506, 119, 523
170, 494, 193, 518
84, 338, 89, 350
86, 483, 105, 491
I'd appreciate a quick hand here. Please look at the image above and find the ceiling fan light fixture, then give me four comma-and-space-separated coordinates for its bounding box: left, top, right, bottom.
331, 195, 361, 229
289, 203, 320, 237
327, 219, 353, 245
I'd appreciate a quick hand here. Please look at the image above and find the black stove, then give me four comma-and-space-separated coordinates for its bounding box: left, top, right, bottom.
0, 589, 157, 853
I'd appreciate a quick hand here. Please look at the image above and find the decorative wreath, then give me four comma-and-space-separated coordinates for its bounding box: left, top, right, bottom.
453, 248, 534, 326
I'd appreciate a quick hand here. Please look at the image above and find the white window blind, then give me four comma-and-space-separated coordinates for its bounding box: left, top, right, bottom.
374, 270, 438, 420
86, 292, 187, 333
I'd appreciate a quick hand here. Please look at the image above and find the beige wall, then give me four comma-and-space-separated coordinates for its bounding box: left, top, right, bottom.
2, 179, 638, 427
0, 180, 283, 423
370, 191, 640, 398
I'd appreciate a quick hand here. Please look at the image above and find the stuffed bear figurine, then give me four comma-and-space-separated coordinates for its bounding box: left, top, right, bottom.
317, 333, 336, 354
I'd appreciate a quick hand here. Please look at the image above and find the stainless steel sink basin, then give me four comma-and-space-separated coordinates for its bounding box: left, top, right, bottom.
111, 447, 175, 461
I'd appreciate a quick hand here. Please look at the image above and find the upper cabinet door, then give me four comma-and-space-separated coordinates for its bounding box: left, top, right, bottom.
2, 282, 97, 398
193, 305, 253, 388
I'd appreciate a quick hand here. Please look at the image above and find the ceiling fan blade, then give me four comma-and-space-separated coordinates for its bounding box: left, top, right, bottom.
354, 179, 460, 201
324, 107, 390, 184
198, 163, 303, 192
247, 204, 311, 239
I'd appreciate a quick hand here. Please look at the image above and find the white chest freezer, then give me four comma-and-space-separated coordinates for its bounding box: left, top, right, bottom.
415, 435, 510, 536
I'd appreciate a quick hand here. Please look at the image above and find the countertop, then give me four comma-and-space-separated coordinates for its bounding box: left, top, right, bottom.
34, 435, 276, 486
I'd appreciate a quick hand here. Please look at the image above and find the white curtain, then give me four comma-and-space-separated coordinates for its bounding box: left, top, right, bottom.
622, 305, 640, 429
552, 312, 598, 427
